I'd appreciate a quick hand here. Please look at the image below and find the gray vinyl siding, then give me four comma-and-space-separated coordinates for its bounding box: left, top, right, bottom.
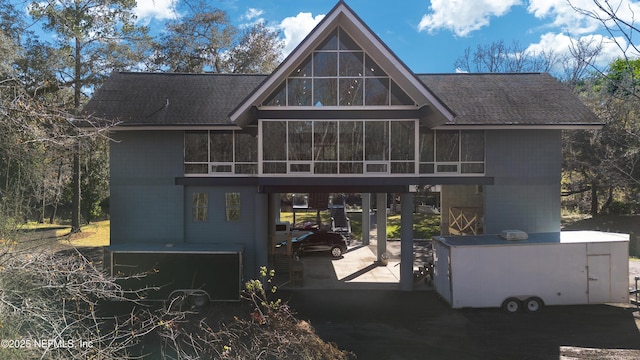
183, 186, 261, 275
483, 129, 562, 234
110, 131, 265, 277
184, 186, 257, 241
109, 131, 185, 245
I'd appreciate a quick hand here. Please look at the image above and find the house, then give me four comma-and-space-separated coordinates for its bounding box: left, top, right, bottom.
84, 1, 601, 293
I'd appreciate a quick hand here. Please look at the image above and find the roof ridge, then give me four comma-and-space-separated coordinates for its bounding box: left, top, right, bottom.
417, 72, 544, 76
115, 71, 269, 77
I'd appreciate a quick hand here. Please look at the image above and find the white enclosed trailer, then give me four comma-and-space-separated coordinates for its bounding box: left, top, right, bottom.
433, 231, 629, 312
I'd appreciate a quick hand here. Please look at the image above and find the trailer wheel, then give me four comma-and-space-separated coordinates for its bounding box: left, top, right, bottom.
524, 297, 543, 313
188, 292, 210, 308
502, 297, 521, 313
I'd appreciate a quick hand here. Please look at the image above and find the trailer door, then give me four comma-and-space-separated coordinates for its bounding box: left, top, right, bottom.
587, 254, 611, 303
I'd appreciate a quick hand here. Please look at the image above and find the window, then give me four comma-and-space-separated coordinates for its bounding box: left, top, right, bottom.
419, 129, 485, 174
184, 129, 258, 175
461, 130, 485, 174
187, 126, 483, 177
436, 131, 460, 162
261, 120, 417, 175
390, 121, 415, 174
288, 121, 313, 161
262, 27, 414, 107
184, 131, 208, 174
365, 121, 388, 161
208, 131, 232, 162
193, 193, 208, 222
225, 193, 241, 221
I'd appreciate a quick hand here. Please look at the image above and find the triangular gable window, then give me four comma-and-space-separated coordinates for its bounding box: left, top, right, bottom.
263, 27, 414, 107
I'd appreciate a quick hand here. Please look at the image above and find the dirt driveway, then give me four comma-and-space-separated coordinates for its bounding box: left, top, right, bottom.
280, 287, 640, 360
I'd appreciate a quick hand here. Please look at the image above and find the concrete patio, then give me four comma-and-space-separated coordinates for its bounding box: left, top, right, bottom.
277, 233, 433, 291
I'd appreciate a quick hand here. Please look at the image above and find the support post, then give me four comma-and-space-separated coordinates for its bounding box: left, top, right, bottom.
400, 192, 414, 291
268, 193, 281, 255
272, 193, 281, 223
376, 193, 387, 262
255, 193, 268, 278
362, 193, 371, 245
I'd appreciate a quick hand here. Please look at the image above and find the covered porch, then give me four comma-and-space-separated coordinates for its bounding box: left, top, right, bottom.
276, 225, 434, 290
263, 187, 457, 291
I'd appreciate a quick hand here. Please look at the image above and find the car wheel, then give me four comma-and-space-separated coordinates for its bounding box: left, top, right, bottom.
330, 246, 343, 258
502, 297, 521, 313
524, 297, 543, 313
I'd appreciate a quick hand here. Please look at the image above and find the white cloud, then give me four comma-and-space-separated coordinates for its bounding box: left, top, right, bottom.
417, 0, 640, 39
134, 0, 178, 22
279, 12, 325, 55
525, 32, 628, 70
528, 0, 640, 35
244, 8, 265, 21
238, 8, 266, 29
525, 32, 577, 57
418, 0, 522, 37
527, 0, 601, 34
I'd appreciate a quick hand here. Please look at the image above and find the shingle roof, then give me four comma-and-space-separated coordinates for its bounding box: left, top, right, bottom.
418, 73, 601, 126
83, 72, 267, 126
84, 71, 601, 127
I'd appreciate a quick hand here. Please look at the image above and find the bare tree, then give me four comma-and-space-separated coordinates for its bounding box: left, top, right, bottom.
0, 245, 173, 359
568, 0, 640, 96
564, 37, 604, 86
561, 1, 640, 215
155, 267, 352, 359
454, 40, 557, 73
569, 0, 640, 58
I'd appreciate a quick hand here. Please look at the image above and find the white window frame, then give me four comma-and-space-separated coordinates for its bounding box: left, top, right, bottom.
184, 129, 258, 177
418, 130, 486, 176
258, 119, 421, 177
261, 27, 416, 108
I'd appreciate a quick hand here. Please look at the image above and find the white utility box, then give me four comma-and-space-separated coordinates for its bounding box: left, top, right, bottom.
433, 231, 629, 312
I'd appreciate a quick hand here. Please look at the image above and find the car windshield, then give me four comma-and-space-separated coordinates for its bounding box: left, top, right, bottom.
295, 232, 314, 241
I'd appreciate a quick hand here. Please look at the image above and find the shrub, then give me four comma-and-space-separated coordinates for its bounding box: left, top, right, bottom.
158, 267, 353, 359
0, 243, 352, 359
606, 201, 634, 215
0, 248, 169, 359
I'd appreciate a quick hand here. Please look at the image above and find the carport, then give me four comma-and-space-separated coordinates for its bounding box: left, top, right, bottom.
264, 187, 421, 291
285, 228, 434, 290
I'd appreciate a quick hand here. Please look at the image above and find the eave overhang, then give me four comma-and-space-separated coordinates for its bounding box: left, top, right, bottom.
433, 123, 604, 130
175, 175, 494, 193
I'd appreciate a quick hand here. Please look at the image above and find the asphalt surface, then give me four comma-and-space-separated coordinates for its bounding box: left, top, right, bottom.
279, 289, 640, 360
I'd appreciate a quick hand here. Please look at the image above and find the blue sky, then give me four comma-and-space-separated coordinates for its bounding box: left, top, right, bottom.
27, 0, 640, 74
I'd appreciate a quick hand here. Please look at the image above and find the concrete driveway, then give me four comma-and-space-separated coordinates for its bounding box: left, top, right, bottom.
278, 236, 432, 290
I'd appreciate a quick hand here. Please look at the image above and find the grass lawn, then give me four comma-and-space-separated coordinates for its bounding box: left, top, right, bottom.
14, 214, 638, 256
8, 220, 110, 251
280, 211, 441, 240
60, 220, 110, 247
